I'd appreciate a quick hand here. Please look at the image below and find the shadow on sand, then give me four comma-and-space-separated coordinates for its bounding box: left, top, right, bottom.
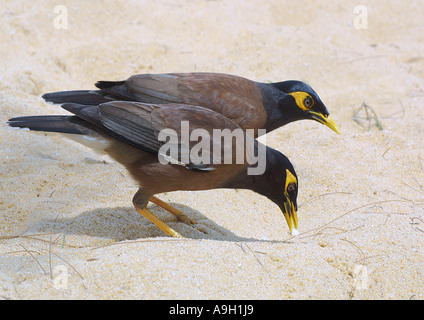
33, 202, 289, 243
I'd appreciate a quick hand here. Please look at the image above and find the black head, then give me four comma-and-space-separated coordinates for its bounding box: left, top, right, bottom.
222, 145, 299, 235
272, 80, 339, 134
236, 148, 299, 235
262, 149, 299, 235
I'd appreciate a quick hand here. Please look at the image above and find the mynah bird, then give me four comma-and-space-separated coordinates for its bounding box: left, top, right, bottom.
42, 72, 339, 136
8, 101, 300, 237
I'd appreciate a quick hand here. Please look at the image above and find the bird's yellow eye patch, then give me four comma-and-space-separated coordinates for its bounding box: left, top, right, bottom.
289, 91, 315, 111
285, 169, 297, 190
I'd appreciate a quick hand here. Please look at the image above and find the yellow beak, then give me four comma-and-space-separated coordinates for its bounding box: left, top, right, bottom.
282, 199, 299, 236
309, 111, 340, 134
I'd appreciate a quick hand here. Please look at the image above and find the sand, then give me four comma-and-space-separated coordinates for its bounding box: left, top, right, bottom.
0, 0, 423, 300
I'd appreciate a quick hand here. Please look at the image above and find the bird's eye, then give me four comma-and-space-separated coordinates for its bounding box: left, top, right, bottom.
303, 96, 313, 109
287, 183, 296, 193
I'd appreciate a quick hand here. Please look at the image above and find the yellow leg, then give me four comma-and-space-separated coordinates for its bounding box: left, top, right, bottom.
149, 196, 196, 225
134, 206, 184, 238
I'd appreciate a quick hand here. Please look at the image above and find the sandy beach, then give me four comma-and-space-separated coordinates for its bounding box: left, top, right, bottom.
1, 0, 423, 299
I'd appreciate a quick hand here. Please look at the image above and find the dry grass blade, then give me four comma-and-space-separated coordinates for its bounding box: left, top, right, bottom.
300, 192, 353, 208
410, 217, 424, 234
91, 238, 195, 250
0, 233, 84, 248
381, 100, 406, 119
341, 238, 365, 261
403, 182, 424, 196
352, 102, 383, 131
18, 244, 47, 275
236, 242, 269, 273
50, 251, 86, 287
290, 199, 410, 240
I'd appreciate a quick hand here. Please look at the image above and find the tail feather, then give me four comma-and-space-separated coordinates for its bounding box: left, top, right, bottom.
95, 80, 126, 89
42, 80, 137, 105
42, 90, 113, 105
95, 80, 138, 101
8, 115, 92, 135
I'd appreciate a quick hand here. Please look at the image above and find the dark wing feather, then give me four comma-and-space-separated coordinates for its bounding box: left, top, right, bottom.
97, 101, 161, 153
61, 103, 102, 126
150, 104, 247, 170
95, 101, 248, 170
124, 74, 185, 103
43, 73, 267, 131
96, 73, 267, 130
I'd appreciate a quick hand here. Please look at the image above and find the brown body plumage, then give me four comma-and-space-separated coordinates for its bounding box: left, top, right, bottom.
43, 72, 339, 135
8, 101, 300, 237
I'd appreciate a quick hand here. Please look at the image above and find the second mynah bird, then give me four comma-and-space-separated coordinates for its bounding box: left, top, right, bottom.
43, 72, 339, 135
8, 101, 300, 237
